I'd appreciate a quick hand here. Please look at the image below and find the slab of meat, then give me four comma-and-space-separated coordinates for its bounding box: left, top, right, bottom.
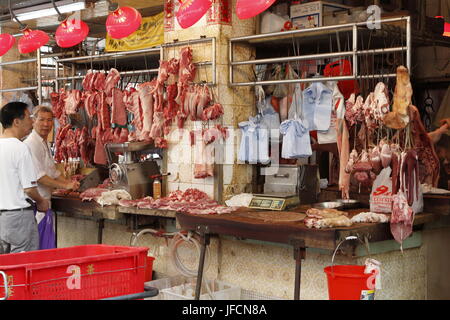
131, 188, 235, 215
105, 68, 121, 96
351, 212, 389, 223
383, 66, 412, 129
400, 150, 420, 207
152, 60, 170, 112
54, 124, 72, 162
111, 88, 127, 126
167, 58, 180, 75
175, 47, 196, 112
97, 92, 111, 131
65, 90, 82, 115
93, 72, 106, 91
150, 111, 164, 139
202, 103, 224, 121
195, 85, 211, 120
80, 187, 110, 201
94, 126, 108, 165
83, 91, 97, 119
163, 83, 179, 129
78, 126, 90, 165
304, 215, 352, 229
409, 105, 440, 187
138, 81, 156, 140
390, 190, 414, 248
125, 90, 144, 139
82, 70, 94, 91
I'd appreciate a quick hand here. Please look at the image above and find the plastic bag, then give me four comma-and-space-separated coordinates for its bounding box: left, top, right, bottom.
370, 167, 393, 213
9, 91, 34, 113
37, 209, 56, 250
260, 11, 289, 34
324, 59, 359, 99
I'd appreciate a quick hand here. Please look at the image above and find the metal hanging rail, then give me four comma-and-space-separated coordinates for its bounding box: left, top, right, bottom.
229, 16, 411, 87
53, 47, 163, 63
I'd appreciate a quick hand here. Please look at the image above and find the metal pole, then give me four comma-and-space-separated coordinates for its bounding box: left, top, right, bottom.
353, 25, 358, 79
37, 49, 42, 104
0, 86, 38, 93
212, 37, 216, 85
229, 74, 397, 87
230, 17, 409, 43
228, 38, 233, 86
162, 37, 214, 49
406, 16, 411, 71
0, 53, 61, 67
54, 47, 162, 63
231, 47, 405, 67
55, 59, 59, 92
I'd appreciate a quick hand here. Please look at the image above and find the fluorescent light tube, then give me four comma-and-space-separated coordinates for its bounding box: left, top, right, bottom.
15, 1, 86, 21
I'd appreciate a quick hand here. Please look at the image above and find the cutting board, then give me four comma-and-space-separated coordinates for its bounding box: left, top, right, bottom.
234, 210, 306, 223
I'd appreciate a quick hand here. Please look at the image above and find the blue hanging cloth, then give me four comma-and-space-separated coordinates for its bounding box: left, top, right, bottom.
279, 118, 312, 159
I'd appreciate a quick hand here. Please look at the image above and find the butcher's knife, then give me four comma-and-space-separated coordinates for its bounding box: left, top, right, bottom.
78, 169, 102, 192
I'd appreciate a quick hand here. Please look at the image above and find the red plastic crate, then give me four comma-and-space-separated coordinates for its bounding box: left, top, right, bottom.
0, 245, 150, 300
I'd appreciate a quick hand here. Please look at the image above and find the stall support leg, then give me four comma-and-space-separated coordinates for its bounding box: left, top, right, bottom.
54, 211, 58, 248
98, 219, 105, 244
195, 226, 210, 300
292, 239, 306, 300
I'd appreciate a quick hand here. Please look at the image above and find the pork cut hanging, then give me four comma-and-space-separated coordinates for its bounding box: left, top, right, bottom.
383, 66, 412, 129
105, 68, 121, 96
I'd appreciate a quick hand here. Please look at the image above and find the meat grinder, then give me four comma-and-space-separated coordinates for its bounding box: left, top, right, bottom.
105, 141, 161, 199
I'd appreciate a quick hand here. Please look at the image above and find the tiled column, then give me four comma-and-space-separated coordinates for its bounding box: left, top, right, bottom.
164, 0, 256, 201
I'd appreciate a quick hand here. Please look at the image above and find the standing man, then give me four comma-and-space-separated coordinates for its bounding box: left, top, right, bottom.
0, 102, 49, 253
24, 106, 79, 201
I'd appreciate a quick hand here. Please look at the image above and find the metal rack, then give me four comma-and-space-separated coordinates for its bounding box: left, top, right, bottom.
51, 36, 217, 90
0, 36, 216, 103
228, 16, 411, 87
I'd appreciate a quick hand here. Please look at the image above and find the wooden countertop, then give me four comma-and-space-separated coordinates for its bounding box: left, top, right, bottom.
51, 195, 439, 251
176, 206, 438, 251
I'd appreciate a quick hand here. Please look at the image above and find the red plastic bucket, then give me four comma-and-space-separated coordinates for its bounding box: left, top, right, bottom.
324, 265, 375, 300
145, 256, 155, 282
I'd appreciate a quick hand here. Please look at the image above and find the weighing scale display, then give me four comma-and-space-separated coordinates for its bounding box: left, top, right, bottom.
249, 194, 299, 211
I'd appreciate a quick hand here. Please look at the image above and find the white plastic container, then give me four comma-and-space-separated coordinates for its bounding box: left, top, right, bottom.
146, 276, 241, 300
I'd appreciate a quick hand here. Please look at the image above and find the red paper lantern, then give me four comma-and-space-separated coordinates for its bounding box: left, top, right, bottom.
176, 0, 212, 29
18, 28, 49, 54
0, 34, 15, 57
106, 6, 142, 39
236, 0, 276, 19
55, 19, 89, 48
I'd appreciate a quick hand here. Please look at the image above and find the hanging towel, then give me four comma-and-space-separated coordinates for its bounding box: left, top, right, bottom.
238, 116, 270, 164
317, 81, 345, 144
302, 82, 333, 131
280, 119, 312, 159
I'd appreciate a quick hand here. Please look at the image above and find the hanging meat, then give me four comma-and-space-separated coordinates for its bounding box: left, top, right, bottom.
64, 89, 82, 115
152, 60, 169, 112
383, 66, 412, 129
390, 190, 414, 248
175, 47, 196, 113
138, 81, 156, 141
105, 68, 121, 96
111, 88, 127, 126
408, 105, 440, 187
400, 150, 420, 207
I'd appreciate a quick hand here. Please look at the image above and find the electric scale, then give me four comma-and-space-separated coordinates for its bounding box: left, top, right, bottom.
248, 193, 300, 211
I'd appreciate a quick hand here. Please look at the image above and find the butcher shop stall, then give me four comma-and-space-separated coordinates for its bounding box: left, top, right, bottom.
0, 0, 449, 300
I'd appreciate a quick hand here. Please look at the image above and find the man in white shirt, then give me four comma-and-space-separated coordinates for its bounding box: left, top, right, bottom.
0, 102, 50, 253
24, 106, 79, 201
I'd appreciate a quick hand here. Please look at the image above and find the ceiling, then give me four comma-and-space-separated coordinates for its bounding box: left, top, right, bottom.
0, 0, 164, 37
